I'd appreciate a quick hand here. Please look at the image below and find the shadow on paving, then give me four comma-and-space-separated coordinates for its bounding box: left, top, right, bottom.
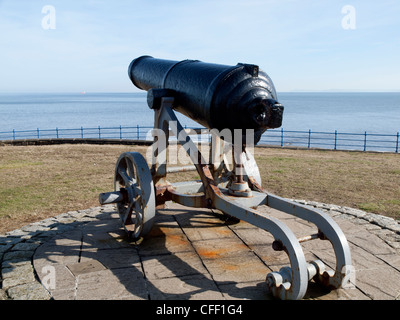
29, 204, 347, 300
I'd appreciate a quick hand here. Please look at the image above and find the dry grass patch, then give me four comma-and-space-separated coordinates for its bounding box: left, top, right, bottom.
0, 144, 399, 234
255, 148, 400, 219
0, 144, 145, 233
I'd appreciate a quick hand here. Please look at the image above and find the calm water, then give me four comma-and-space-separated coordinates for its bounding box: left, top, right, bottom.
0, 92, 399, 134
280, 92, 400, 134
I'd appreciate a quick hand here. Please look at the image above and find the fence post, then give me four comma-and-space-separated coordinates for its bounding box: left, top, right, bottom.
119, 125, 122, 139
363, 131, 367, 152
137, 125, 140, 140
396, 132, 399, 153
308, 129, 311, 149
12, 129, 15, 140
281, 128, 284, 147
81, 127, 84, 139
334, 130, 337, 150
56, 127, 59, 139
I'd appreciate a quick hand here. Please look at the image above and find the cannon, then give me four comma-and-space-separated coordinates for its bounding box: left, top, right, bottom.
99, 56, 353, 300
128, 55, 284, 144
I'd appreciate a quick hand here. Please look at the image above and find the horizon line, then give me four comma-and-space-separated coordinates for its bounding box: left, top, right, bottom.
1, 90, 400, 94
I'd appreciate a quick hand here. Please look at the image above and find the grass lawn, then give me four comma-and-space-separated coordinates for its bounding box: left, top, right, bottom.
0, 143, 399, 234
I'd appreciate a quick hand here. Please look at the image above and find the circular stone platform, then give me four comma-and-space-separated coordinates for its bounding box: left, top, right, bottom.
1, 201, 400, 300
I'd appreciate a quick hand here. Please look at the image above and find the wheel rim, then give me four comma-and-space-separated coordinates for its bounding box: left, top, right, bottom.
114, 152, 155, 239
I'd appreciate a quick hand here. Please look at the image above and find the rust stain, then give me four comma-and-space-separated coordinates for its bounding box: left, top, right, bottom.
197, 248, 228, 259
166, 234, 188, 246
197, 243, 247, 259
223, 264, 239, 271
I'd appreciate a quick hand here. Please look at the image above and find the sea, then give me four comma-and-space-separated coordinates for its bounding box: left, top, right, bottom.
0, 92, 399, 151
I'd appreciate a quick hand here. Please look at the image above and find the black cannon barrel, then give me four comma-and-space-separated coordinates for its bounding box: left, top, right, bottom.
128, 56, 283, 143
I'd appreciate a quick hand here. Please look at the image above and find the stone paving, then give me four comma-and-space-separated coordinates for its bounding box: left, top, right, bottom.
1, 200, 400, 300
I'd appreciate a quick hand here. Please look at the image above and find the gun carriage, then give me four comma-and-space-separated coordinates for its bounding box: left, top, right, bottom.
99, 56, 353, 300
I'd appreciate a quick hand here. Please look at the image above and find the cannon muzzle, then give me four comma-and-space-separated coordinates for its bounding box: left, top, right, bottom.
128, 56, 284, 144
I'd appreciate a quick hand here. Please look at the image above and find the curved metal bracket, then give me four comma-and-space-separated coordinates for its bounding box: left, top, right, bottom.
267, 194, 353, 289
211, 186, 309, 300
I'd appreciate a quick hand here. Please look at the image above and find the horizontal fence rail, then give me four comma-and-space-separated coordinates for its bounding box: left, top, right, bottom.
0, 126, 399, 153
260, 128, 399, 153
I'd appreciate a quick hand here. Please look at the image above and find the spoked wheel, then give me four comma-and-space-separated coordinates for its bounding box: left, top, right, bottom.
114, 152, 156, 239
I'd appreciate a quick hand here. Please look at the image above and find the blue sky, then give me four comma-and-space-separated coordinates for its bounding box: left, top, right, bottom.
0, 0, 399, 93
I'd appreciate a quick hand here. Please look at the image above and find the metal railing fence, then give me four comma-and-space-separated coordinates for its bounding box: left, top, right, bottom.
0, 126, 399, 153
